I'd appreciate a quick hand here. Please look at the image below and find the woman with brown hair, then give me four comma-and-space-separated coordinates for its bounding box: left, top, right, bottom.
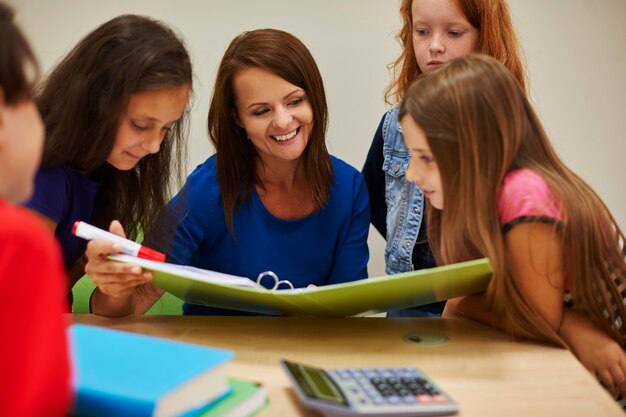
24, 14, 193, 305
85, 29, 370, 316
400, 54, 626, 398
362, 0, 526, 317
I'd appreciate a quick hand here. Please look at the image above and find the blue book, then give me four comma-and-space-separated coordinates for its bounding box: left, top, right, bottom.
69, 324, 234, 417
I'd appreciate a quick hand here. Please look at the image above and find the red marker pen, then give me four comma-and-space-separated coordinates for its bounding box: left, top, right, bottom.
72, 221, 166, 262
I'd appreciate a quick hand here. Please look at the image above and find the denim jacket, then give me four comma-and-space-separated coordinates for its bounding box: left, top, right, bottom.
381, 107, 426, 275
362, 108, 442, 316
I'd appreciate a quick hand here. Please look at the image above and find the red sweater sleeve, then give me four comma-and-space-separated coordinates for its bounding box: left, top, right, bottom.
0, 202, 72, 417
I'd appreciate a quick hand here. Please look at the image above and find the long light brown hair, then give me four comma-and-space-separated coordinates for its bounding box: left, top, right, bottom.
207, 28, 333, 234
400, 54, 626, 346
386, 0, 526, 104
36, 15, 192, 242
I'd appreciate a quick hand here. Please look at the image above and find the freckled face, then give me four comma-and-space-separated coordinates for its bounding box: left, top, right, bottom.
411, 0, 479, 73
401, 115, 444, 209
107, 86, 190, 170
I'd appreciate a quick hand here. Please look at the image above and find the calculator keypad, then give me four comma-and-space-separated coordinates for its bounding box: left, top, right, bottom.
328, 367, 451, 407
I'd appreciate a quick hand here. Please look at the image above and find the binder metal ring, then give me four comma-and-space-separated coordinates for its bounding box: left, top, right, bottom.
256, 271, 294, 291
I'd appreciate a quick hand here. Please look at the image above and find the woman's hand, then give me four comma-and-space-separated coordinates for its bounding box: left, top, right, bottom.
560, 309, 626, 398
84, 220, 153, 316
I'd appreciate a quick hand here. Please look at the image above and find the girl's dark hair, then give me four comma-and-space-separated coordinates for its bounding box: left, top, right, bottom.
207, 28, 333, 233
36, 14, 192, 242
0, 2, 39, 104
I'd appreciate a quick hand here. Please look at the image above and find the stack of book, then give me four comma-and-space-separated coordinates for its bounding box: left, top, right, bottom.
69, 324, 266, 417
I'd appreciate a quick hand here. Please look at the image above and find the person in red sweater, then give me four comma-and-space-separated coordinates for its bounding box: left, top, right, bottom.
0, 3, 72, 416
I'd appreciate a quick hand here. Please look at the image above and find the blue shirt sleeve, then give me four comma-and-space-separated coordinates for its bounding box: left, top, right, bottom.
326, 169, 370, 284
362, 113, 386, 239
166, 161, 220, 266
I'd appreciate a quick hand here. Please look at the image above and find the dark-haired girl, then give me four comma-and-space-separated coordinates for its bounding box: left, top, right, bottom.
25, 14, 193, 303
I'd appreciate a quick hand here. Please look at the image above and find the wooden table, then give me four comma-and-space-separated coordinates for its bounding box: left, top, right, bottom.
72, 315, 623, 416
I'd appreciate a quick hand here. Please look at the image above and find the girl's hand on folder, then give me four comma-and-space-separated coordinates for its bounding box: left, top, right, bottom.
85, 220, 153, 300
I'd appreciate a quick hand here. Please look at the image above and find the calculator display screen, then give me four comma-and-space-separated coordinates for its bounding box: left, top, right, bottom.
284, 361, 348, 405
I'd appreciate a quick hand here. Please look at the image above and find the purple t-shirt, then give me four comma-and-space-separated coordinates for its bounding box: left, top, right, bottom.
24, 166, 100, 268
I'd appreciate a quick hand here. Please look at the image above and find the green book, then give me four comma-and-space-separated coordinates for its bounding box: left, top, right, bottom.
198, 378, 266, 417
109, 255, 492, 316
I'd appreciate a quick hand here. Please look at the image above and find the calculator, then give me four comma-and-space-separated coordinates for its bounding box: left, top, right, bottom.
280, 359, 458, 417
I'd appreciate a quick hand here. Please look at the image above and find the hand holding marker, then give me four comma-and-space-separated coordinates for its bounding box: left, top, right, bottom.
72, 221, 166, 262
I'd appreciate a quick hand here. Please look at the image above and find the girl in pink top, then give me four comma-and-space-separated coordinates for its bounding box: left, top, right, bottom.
399, 54, 626, 398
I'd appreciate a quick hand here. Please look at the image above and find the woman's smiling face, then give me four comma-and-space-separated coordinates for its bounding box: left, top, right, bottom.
233, 67, 313, 165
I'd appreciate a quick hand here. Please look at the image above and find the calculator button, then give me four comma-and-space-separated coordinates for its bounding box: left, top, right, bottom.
358, 382, 373, 392
379, 390, 395, 397
374, 382, 390, 391
387, 395, 401, 404
432, 394, 449, 403
379, 388, 396, 397
371, 397, 385, 405
407, 383, 423, 394
335, 368, 351, 380
367, 392, 383, 400
355, 376, 368, 386
417, 394, 433, 403
402, 395, 417, 404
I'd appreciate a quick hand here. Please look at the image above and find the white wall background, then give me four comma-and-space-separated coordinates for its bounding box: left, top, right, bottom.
10, 0, 626, 277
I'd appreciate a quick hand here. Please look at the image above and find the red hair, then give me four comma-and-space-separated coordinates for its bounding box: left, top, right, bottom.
385, 0, 526, 104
